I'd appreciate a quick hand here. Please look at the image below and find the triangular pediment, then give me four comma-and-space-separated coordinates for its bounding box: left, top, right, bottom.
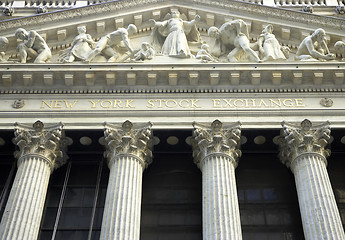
1, 0, 345, 58
0, 0, 344, 92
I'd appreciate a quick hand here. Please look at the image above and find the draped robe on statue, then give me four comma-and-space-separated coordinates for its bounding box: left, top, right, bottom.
151, 17, 200, 58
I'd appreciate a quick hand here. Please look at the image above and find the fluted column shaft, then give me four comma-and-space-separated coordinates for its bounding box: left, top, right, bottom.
192, 120, 242, 240
100, 121, 153, 240
0, 156, 51, 240
279, 119, 345, 240
100, 155, 144, 240
0, 121, 67, 240
200, 154, 242, 240
291, 154, 345, 239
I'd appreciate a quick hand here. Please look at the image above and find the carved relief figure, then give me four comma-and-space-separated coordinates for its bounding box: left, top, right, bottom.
0, 37, 9, 62
334, 41, 345, 60
85, 24, 137, 63
196, 44, 217, 62
131, 42, 155, 61
295, 28, 335, 61
257, 24, 289, 61
15, 28, 51, 63
58, 26, 96, 63
149, 10, 200, 58
208, 19, 261, 63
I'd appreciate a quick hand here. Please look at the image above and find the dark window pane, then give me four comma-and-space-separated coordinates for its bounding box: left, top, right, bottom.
246, 189, 261, 202
58, 207, 92, 229
45, 187, 63, 207
68, 165, 98, 186
140, 134, 202, 240
93, 207, 104, 229
240, 208, 265, 225
38, 230, 53, 240
263, 188, 277, 202
237, 144, 303, 239
63, 188, 95, 207
41, 207, 58, 229
91, 230, 100, 240
55, 230, 88, 240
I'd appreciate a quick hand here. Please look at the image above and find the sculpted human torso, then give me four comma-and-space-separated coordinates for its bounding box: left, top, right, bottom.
107, 29, 128, 46
28, 31, 49, 53
219, 24, 236, 49
167, 18, 184, 32
295, 29, 335, 61
295, 37, 316, 56
73, 33, 88, 44
264, 33, 275, 41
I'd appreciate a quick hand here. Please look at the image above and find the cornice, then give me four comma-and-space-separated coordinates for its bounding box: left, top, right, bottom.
0, 0, 162, 32
0, 0, 345, 33
1, 62, 344, 94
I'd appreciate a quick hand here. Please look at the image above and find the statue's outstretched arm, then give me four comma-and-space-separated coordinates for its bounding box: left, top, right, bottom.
183, 15, 200, 28
121, 33, 133, 53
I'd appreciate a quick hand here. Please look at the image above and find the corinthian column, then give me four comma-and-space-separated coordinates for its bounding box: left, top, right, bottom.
0, 121, 68, 240
191, 120, 242, 240
100, 120, 153, 240
279, 119, 345, 240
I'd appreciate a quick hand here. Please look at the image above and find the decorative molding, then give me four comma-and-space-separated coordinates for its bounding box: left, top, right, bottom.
12, 99, 24, 108
320, 98, 334, 107
1, 0, 345, 33
0, 62, 344, 93
195, 0, 345, 31
103, 120, 153, 168
13, 120, 68, 171
278, 119, 331, 169
1, 87, 345, 95
191, 120, 242, 168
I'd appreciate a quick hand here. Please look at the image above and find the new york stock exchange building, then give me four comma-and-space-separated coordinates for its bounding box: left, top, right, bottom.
1, 0, 345, 239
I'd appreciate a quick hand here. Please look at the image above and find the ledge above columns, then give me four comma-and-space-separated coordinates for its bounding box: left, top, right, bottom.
0, 63, 344, 92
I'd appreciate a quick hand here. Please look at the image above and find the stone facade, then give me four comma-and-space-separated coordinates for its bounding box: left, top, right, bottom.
0, 0, 344, 239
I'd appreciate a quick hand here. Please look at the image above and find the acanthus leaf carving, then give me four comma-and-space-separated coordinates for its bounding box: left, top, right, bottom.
13, 120, 68, 171
278, 119, 331, 169
191, 120, 242, 168
104, 120, 153, 168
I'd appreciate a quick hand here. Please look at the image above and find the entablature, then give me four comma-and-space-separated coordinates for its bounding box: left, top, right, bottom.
0, 62, 344, 93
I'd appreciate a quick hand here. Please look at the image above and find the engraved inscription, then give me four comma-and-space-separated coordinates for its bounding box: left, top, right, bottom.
37, 98, 306, 110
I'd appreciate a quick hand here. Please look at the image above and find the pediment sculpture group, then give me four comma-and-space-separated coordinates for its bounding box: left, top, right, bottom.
0, 10, 344, 63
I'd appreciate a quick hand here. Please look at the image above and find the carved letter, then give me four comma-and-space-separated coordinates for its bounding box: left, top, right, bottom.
90, 100, 100, 108
41, 100, 53, 109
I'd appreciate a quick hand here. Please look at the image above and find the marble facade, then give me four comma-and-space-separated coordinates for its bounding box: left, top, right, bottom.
0, 0, 345, 239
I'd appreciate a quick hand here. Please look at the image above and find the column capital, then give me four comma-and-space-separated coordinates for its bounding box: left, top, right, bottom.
104, 120, 153, 168
191, 120, 242, 168
278, 119, 331, 169
13, 120, 68, 171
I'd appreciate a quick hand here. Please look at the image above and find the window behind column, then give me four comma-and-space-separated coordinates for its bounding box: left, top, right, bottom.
237, 130, 304, 240
38, 130, 107, 240
327, 129, 345, 229
0, 131, 16, 220
141, 130, 202, 240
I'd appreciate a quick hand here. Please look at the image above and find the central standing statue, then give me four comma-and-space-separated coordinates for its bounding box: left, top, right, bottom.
149, 10, 200, 58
